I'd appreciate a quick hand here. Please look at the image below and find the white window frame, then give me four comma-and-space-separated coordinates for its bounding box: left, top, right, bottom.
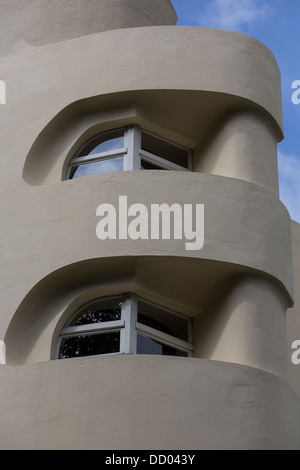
66, 128, 128, 179
136, 323, 193, 355
56, 293, 193, 359
66, 125, 192, 179
139, 128, 193, 172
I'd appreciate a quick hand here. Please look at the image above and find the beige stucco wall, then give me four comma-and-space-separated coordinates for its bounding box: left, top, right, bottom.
3, 172, 293, 379
194, 274, 290, 380
0, 0, 177, 52
287, 221, 300, 396
0, 355, 300, 450
0, 0, 299, 450
194, 110, 280, 195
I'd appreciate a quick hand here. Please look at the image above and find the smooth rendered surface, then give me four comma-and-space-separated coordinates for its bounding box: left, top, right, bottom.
0, 0, 300, 450
287, 221, 300, 396
0, 0, 177, 51
0, 356, 299, 450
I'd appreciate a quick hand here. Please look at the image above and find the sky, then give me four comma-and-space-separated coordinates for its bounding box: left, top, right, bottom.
172, 0, 300, 222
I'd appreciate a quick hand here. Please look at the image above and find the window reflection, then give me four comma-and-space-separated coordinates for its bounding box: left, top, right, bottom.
73, 306, 122, 326
59, 332, 120, 359
66, 126, 192, 180
58, 297, 123, 359
136, 334, 188, 357
56, 294, 192, 360
138, 300, 189, 342
141, 131, 190, 169
70, 156, 123, 178
78, 130, 124, 158
141, 160, 167, 170
137, 334, 164, 355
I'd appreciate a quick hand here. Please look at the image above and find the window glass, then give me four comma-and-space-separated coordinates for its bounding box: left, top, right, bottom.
137, 334, 165, 355
69, 157, 123, 178
66, 126, 192, 180
141, 160, 167, 171
141, 131, 190, 169
59, 331, 120, 359
138, 299, 189, 342
69, 297, 122, 326
56, 294, 192, 360
137, 334, 188, 357
78, 130, 125, 157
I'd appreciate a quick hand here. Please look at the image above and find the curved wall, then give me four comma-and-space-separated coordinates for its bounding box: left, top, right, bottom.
4, 26, 283, 189
0, 0, 177, 51
4, 171, 293, 379
287, 221, 300, 397
194, 110, 280, 195
0, 0, 298, 449
0, 356, 299, 450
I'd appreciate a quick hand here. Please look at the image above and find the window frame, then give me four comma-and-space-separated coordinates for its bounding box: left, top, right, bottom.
136, 323, 193, 355
140, 128, 193, 172
65, 125, 192, 179
55, 293, 193, 359
65, 128, 128, 179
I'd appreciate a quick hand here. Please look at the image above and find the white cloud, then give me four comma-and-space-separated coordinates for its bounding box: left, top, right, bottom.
199, 0, 270, 31
278, 151, 300, 223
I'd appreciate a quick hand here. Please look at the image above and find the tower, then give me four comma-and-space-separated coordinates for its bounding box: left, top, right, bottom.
1, 0, 300, 450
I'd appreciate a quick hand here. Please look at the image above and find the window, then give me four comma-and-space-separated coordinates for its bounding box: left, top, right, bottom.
58, 296, 123, 359
66, 126, 192, 179
140, 130, 191, 171
56, 294, 193, 359
66, 129, 126, 179
136, 298, 191, 357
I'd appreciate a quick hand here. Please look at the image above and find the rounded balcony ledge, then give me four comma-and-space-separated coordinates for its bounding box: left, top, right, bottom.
0, 0, 177, 51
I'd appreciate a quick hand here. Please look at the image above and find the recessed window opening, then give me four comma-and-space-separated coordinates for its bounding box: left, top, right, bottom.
141, 130, 190, 169
56, 294, 193, 359
66, 126, 192, 179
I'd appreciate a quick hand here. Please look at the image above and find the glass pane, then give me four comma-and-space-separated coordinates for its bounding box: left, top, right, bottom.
141, 159, 167, 171
70, 297, 122, 326
141, 131, 190, 169
138, 300, 189, 342
70, 156, 123, 178
78, 130, 124, 157
59, 331, 120, 359
137, 334, 163, 355
137, 334, 188, 357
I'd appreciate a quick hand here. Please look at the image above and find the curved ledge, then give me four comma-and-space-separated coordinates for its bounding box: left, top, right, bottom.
21, 171, 293, 296
0, 0, 177, 51
4, 251, 292, 366
3, 256, 254, 365
0, 356, 299, 449
22, 90, 281, 188
47, 25, 282, 133
8, 26, 282, 186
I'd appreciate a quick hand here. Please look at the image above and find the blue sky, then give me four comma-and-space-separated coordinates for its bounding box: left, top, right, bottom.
172, 0, 300, 222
